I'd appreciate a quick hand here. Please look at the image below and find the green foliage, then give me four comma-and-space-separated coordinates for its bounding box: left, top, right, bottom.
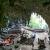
0, 16, 8, 28
0, 0, 50, 26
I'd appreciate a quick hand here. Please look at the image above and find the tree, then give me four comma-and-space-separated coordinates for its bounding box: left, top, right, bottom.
0, 0, 50, 26
0, 16, 8, 34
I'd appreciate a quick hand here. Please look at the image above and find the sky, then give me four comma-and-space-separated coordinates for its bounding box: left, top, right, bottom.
29, 12, 49, 32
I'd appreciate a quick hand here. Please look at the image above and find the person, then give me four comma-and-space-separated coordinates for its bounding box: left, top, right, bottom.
38, 39, 46, 49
